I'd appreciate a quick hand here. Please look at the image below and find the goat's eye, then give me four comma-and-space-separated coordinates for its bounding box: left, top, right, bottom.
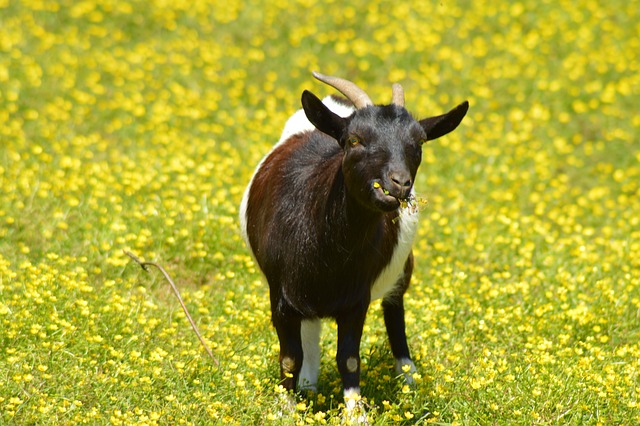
347, 135, 361, 146
419, 138, 428, 146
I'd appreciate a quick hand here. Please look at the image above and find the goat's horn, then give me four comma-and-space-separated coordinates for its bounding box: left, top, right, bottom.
312, 71, 374, 109
391, 83, 405, 107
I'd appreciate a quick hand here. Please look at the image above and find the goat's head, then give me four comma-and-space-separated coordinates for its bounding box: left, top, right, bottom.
302, 71, 469, 213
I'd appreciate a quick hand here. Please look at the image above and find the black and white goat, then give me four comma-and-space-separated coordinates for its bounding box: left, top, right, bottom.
240, 72, 468, 408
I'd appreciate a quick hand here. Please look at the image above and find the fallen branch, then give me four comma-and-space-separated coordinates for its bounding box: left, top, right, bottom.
124, 250, 219, 366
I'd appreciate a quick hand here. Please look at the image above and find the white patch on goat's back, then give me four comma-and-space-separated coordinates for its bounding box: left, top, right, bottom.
322, 96, 357, 117
240, 96, 355, 253
239, 182, 251, 249
370, 204, 419, 301
277, 108, 314, 144
279, 96, 354, 144
298, 319, 322, 391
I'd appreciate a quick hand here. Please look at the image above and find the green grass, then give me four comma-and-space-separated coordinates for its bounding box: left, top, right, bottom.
1, 0, 639, 424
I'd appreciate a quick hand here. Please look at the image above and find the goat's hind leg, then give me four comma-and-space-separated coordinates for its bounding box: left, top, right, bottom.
272, 309, 304, 391
298, 318, 322, 392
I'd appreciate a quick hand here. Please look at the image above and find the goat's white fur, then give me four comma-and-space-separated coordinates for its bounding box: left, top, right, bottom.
298, 319, 322, 391
395, 357, 418, 385
370, 204, 418, 301
344, 387, 368, 424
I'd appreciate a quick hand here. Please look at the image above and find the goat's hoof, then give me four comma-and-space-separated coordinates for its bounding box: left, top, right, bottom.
298, 383, 318, 398
344, 401, 369, 425
395, 358, 419, 388
274, 390, 296, 418
344, 391, 369, 425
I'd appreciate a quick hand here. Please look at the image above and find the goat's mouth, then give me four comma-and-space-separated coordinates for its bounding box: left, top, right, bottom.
372, 181, 409, 211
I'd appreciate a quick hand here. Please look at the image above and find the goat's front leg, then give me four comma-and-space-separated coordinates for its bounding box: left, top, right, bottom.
382, 255, 417, 384
336, 301, 369, 419
382, 295, 417, 384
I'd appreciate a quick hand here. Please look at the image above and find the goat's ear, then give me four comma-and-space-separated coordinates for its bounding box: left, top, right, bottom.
420, 100, 469, 141
301, 90, 347, 144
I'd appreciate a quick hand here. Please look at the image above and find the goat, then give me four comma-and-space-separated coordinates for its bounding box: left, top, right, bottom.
239, 72, 468, 410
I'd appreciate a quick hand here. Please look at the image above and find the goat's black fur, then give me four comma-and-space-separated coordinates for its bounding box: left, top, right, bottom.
241, 76, 468, 397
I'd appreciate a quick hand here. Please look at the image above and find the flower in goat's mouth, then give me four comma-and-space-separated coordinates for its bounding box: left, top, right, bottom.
373, 181, 390, 195
399, 194, 427, 215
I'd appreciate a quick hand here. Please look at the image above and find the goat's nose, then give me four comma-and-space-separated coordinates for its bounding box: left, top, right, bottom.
389, 171, 412, 193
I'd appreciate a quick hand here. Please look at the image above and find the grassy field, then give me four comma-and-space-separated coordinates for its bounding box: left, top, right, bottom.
1, 0, 639, 424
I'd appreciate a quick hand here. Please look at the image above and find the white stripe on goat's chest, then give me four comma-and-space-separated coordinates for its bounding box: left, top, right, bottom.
370, 207, 418, 301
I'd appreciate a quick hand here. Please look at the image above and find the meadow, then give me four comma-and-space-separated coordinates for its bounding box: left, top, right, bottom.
1, 0, 639, 424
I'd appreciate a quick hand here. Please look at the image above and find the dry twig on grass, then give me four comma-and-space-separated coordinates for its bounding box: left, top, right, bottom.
124, 250, 219, 366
